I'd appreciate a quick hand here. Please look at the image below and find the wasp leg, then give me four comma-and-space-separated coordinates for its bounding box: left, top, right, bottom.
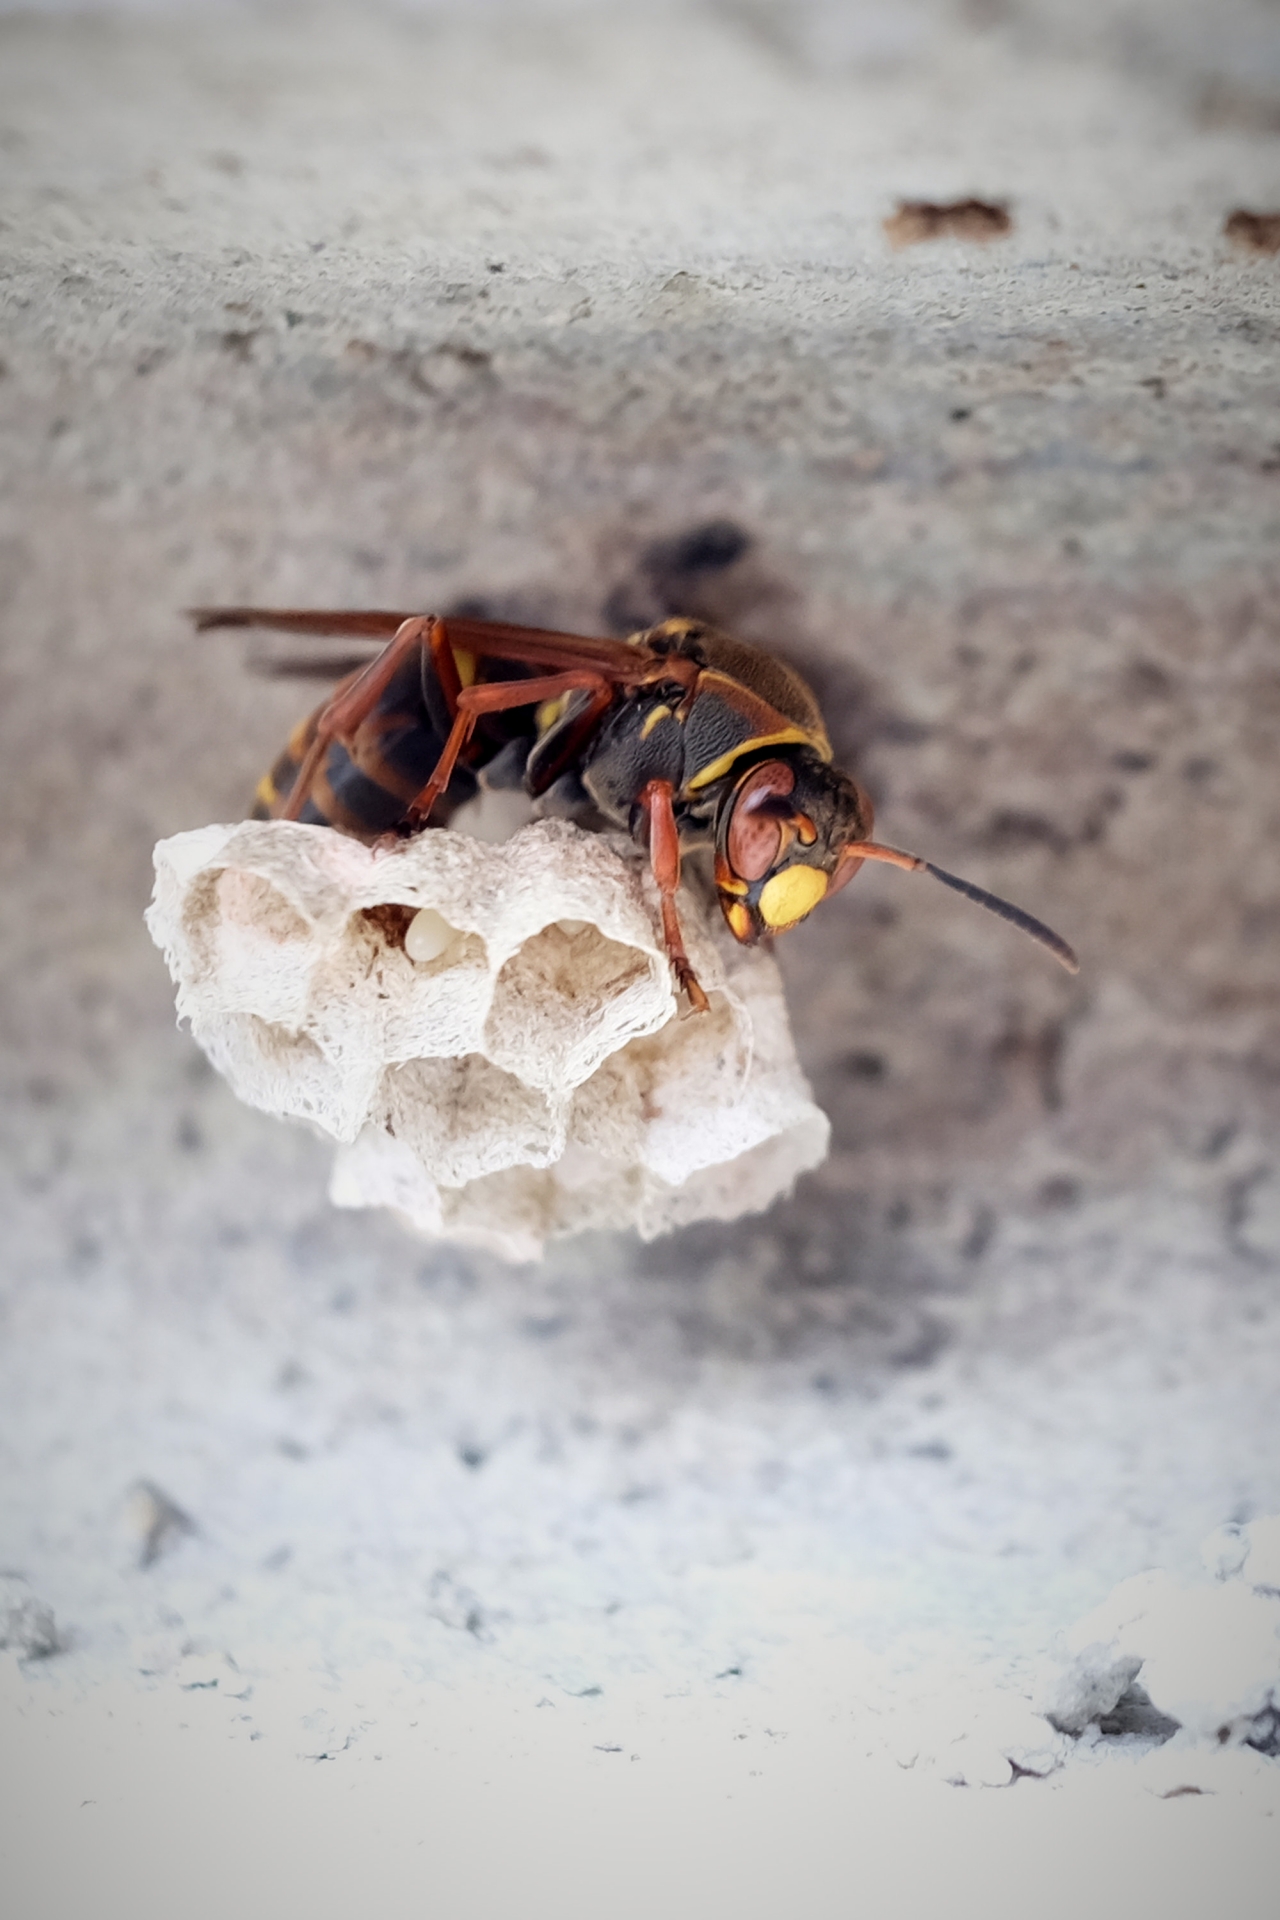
425, 616, 465, 720
640, 778, 710, 1014
278, 615, 439, 820
406, 669, 614, 823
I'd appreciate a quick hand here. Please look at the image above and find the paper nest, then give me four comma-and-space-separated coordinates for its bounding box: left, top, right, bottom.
146, 817, 829, 1260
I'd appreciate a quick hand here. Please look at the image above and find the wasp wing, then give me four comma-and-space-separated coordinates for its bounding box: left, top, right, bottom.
190, 607, 415, 637
191, 607, 651, 682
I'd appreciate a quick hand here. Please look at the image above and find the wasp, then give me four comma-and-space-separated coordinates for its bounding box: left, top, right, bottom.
192, 605, 1078, 1009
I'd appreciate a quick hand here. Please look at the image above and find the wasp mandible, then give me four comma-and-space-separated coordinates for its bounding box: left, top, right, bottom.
192, 606, 1079, 1008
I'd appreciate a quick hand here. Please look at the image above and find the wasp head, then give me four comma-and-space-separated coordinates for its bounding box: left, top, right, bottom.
714, 752, 874, 943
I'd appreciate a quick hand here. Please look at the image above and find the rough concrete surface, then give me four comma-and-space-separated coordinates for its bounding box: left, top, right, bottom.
0, 3, 1278, 1915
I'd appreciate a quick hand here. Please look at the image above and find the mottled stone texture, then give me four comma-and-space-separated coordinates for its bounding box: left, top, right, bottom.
0, 0, 1277, 1337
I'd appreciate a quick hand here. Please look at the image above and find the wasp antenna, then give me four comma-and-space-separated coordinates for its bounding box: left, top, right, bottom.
849, 842, 1079, 974
923, 861, 1078, 973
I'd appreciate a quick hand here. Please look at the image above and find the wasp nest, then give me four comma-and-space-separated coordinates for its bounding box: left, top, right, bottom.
147, 818, 828, 1259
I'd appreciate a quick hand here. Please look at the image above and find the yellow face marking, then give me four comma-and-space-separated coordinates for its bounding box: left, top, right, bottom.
537, 693, 569, 732
254, 772, 279, 811
641, 704, 674, 739
724, 901, 754, 943
758, 864, 829, 929
686, 728, 816, 792
453, 647, 478, 689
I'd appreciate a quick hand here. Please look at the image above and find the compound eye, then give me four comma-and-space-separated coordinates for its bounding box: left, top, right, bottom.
727, 761, 795, 882
727, 807, 782, 882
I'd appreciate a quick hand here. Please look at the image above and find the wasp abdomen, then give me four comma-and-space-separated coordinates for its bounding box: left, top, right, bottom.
252, 652, 483, 839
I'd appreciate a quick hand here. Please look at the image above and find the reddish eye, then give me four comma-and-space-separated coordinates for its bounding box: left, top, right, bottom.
727, 760, 797, 882
728, 808, 783, 881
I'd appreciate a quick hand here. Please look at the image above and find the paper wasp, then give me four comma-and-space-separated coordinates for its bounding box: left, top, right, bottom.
192, 605, 1079, 1009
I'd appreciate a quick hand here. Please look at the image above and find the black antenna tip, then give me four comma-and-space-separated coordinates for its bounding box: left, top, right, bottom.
923, 862, 1079, 974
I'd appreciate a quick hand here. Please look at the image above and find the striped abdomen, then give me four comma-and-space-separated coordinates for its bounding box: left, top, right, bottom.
251, 651, 484, 839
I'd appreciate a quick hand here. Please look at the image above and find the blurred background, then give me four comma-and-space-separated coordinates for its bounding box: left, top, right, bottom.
1, 0, 1278, 1909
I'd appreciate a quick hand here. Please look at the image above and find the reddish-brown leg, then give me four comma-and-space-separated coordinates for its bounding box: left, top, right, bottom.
640, 779, 709, 1013
405, 669, 614, 822
426, 617, 464, 720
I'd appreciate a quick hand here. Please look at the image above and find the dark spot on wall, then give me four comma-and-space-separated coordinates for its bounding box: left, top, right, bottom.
842, 1050, 886, 1081
132, 1480, 195, 1569
1122, 659, 1174, 703
650, 521, 751, 575
1112, 749, 1155, 772
604, 519, 753, 632
1097, 1685, 1180, 1743
1224, 209, 1280, 254
1079, 785, 1125, 844
872, 713, 934, 746
1246, 1705, 1280, 1757
884, 199, 1012, 247
983, 808, 1065, 852
1035, 1175, 1081, 1211
961, 1205, 995, 1261
889, 1318, 951, 1371
996, 1019, 1066, 1113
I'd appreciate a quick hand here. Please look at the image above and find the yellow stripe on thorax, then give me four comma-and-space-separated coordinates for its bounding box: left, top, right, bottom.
686, 726, 817, 792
